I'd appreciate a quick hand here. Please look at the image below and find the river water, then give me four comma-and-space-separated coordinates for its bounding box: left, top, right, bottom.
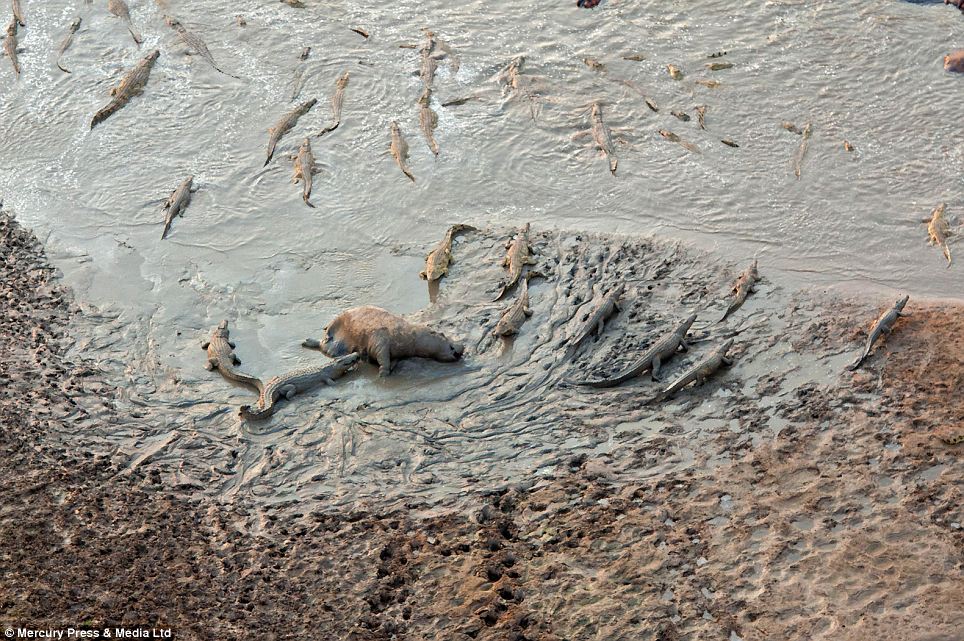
0, 0, 961, 512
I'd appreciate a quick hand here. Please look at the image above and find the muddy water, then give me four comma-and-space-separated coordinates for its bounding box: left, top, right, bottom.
0, 0, 961, 511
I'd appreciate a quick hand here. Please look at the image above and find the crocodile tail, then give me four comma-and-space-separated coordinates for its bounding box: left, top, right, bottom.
239, 397, 275, 421
128, 25, 143, 45
90, 100, 121, 129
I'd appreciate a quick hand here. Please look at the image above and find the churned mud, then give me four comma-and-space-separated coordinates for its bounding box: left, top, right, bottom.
1, 212, 961, 640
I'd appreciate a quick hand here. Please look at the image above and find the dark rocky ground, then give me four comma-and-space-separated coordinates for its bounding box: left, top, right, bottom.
1, 212, 961, 641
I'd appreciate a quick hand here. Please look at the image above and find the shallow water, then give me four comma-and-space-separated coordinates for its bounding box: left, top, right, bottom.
0, 0, 961, 510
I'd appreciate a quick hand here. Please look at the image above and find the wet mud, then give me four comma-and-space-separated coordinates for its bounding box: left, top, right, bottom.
2, 212, 961, 639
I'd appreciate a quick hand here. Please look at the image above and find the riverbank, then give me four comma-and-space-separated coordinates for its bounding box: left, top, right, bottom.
1, 212, 960, 640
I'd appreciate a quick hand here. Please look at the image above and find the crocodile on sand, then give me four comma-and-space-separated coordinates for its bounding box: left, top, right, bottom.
201, 320, 264, 393
577, 312, 697, 387
719, 259, 759, 322
494, 222, 537, 301
847, 295, 909, 371
419, 224, 475, 282
568, 283, 625, 355
239, 354, 360, 421
90, 49, 160, 129
493, 275, 533, 338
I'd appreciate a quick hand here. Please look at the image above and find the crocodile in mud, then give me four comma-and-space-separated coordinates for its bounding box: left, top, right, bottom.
568, 282, 625, 355
160, 175, 194, 240
164, 15, 239, 78
202, 320, 264, 394
318, 70, 349, 136
264, 98, 317, 167
108, 0, 143, 46
577, 312, 697, 387
419, 224, 475, 282
493, 276, 533, 338
718, 259, 759, 322
924, 202, 953, 266
658, 338, 734, 400
390, 121, 416, 183
239, 354, 360, 421
847, 295, 909, 371
90, 49, 160, 129
418, 89, 440, 156
55, 17, 82, 74
494, 222, 537, 301
291, 138, 317, 208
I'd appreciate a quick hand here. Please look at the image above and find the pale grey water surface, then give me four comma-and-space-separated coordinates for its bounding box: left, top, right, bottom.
0, 0, 961, 514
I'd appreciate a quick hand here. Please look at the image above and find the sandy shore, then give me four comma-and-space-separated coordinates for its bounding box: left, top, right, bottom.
1, 212, 961, 640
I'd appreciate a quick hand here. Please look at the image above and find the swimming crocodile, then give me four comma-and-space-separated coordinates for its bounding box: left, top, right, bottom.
290, 46, 310, 100
291, 138, 317, 208
924, 202, 953, 266
264, 98, 317, 166
659, 338, 734, 399
847, 295, 909, 371
239, 353, 360, 421
659, 129, 700, 154
164, 15, 238, 78
719, 259, 759, 322
498, 56, 537, 121
202, 320, 264, 393
419, 28, 458, 88
418, 88, 440, 156
390, 120, 416, 183
419, 224, 475, 282
590, 101, 618, 175
3, 19, 20, 78
108, 0, 143, 46
793, 120, 812, 179
494, 276, 533, 338
577, 312, 697, 387
494, 222, 536, 301
90, 49, 160, 129
12, 0, 25, 27
318, 70, 349, 136
56, 17, 82, 73
161, 175, 194, 240
695, 105, 707, 129
569, 283, 625, 354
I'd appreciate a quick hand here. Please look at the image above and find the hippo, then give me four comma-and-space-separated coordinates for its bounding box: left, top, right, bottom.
945, 49, 964, 72
303, 306, 464, 376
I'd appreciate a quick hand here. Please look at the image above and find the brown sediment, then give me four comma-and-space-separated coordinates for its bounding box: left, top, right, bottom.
0, 214, 961, 639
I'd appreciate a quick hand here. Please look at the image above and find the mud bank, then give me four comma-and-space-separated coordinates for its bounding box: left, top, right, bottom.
1, 213, 961, 640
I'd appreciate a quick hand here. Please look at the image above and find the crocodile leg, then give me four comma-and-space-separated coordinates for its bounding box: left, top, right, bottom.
281, 385, 297, 400
651, 356, 662, 381
205, 359, 216, 371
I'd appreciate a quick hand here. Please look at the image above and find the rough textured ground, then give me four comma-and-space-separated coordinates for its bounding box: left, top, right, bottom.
1, 212, 961, 640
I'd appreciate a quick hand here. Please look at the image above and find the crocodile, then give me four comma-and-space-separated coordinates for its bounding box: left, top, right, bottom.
569, 283, 626, 354
924, 202, 953, 266
667, 64, 684, 80
418, 88, 440, 156
264, 98, 317, 166
671, 110, 690, 122
707, 61, 733, 71
589, 101, 618, 175
390, 120, 416, 183
164, 15, 239, 78
793, 120, 812, 179
419, 223, 475, 282
498, 56, 537, 121
419, 28, 459, 85
659, 338, 734, 399
350, 27, 369, 38
847, 295, 909, 371
659, 129, 700, 154
108, 0, 143, 46
12, 0, 24, 27
577, 312, 698, 387
781, 121, 803, 135
239, 353, 360, 421
695, 105, 706, 129
583, 57, 606, 72
317, 70, 349, 136
291, 138, 317, 208
494, 222, 537, 301
201, 320, 264, 393
90, 49, 160, 129
290, 46, 310, 100
56, 17, 82, 74
719, 259, 759, 322
3, 19, 19, 78
160, 175, 194, 239
493, 276, 533, 338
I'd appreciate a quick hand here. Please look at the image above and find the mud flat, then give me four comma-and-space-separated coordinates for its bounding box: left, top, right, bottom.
1, 213, 961, 640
